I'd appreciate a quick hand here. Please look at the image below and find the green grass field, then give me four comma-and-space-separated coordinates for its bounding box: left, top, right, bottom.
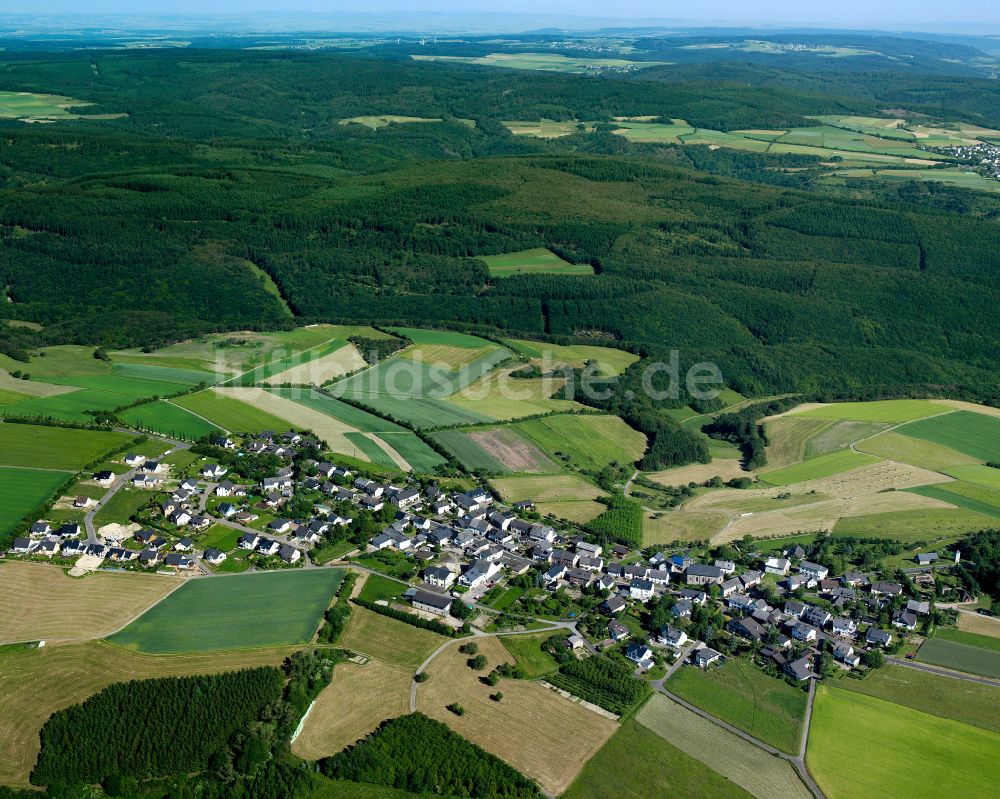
562, 719, 753, 799
793, 400, 949, 424
907, 484, 1000, 519
832, 664, 1000, 733
119, 400, 222, 440
172, 390, 292, 433
92, 487, 156, 527
0, 423, 132, 470
0, 466, 73, 536
108, 569, 344, 653
856, 429, 977, 471
759, 449, 881, 485
430, 429, 511, 473
386, 328, 498, 349
933, 627, 1000, 653
917, 637, 1000, 678
343, 432, 400, 469
897, 411, 1000, 462
197, 524, 243, 552
268, 388, 407, 432
832, 508, 996, 539
515, 414, 646, 472
502, 340, 638, 377
345, 394, 494, 430
480, 247, 593, 277
374, 432, 446, 472
807, 686, 1000, 799
665, 659, 806, 754
499, 633, 559, 678
356, 573, 411, 604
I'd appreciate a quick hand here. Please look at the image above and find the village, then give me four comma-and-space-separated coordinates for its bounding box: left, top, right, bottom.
7, 426, 956, 691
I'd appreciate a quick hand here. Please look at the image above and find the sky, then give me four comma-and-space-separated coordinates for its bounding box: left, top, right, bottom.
2, 2, 998, 32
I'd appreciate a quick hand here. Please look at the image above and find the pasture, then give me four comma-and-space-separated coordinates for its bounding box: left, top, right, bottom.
447, 372, 581, 422
119, 400, 222, 440
386, 328, 497, 348
0, 562, 178, 644
339, 115, 442, 129
832, 664, 1000, 733
0, 467, 73, 537
480, 247, 593, 277
375, 433, 447, 472
807, 686, 1000, 799
107, 569, 344, 653
762, 417, 834, 469
636, 694, 811, 799
491, 474, 606, 504
499, 633, 560, 678
0, 423, 132, 470
857, 429, 977, 471
416, 636, 618, 796
172, 388, 293, 433
0, 640, 291, 786
503, 119, 600, 138
759, 450, 882, 485
338, 606, 445, 671
833, 507, 995, 539
562, 719, 754, 799
515, 414, 646, 472
917, 636, 1000, 678
907, 483, 1000, 519
0, 90, 121, 122
645, 458, 747, 487
898, 410, 1000, 462
343, 432, 403, 469
665, 660, 805, 754
291, 658, 412, 760
534, 499, 608, 523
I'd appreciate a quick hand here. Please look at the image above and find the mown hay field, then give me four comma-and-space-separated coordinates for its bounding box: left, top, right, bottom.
0, 562, 179, 644
415, 636, 618, 796
291, 658, 412, 760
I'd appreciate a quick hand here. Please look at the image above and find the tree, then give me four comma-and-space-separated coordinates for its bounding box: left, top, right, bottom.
468, 654, 488, 671
862, 649, 885, 669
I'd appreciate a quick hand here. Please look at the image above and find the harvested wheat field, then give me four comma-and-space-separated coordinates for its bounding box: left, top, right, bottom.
0, 561, 178, 644
292, 658, 412, 759
0, 640, 293, 785
416, 636, 617, 795
338, 606, 445, 671
468, 428, 559, 473
265, 343, 367, 385
646, 458, 749, 487
957, 612, 1000, 639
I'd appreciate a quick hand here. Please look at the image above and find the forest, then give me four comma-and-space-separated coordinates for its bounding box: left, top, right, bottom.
1, 49, 999, 405
319, 713, 542, 798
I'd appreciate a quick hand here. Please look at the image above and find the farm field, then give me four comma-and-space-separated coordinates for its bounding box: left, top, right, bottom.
0, 90, 123, 122
804, 421, 890, 458
415, 636, 618, 796
430, 429, 511, 473
786, 399, 949, 424
896, 410, 1000, 462
645, 458, 747, 487
499, 632, 560, 678
479, 247, 593, 277
514, 414, 646, 472
759, 450, 882, 485
0, 467, 73, 537
291, 658, 412, 760
339, 115, 442, 129
446, 377, 581, 422
264, 341, 367, 385
640, 509, 729, 545
503, 339, 638, 377
856, 429, 977, 471
0, 423, 132, 470
956, 612, 1000, 639
832, 664, 1000, 733
0, 562, 178, 643
92, 485, 156, 527
534, 499, 608, 523
665, 659, 806, 754
386, 328, 498, 348
343, 432, 403, 469
108, 569, 344, 653
636, 694, 811, 799
562, 719, 753, 799
0, 640, 292, 786
917, 637, 1000, 678
413, 52, 666, 73
762, 417, 834, 469
172, 388, 292, 433
491, 473, 606, 504
503, 119, 600, 138
374, 432, 446, 472
907, 483, 1000, 518
269, 388, 407, 432
338, 606, 445, 671
807, 686, 1000, 799
833, 507, 995, 539
119, 400, 222, 440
